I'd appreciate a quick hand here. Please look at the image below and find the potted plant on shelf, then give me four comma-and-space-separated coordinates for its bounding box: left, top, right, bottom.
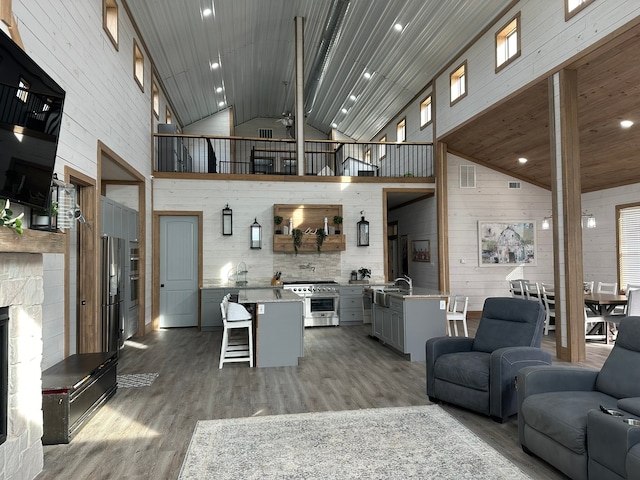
274, 215, 283, 234
0, 199, 24, 234
292, 228, 303, 254
31, 201, 58, 231
316, 228, 327, 252
333, 215, 343, 234
358, 267, 371, 281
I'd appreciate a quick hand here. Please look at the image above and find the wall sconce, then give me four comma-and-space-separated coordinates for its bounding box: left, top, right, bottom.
250, 218, 262, 249
357, 212, 369, 246
222, 204, 232, 235
541, 212, 596, 230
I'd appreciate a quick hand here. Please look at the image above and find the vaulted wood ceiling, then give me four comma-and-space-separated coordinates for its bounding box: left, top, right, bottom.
440, 24, 640, 193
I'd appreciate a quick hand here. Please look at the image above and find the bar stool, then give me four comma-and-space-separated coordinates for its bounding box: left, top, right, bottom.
219, 298, 254, 368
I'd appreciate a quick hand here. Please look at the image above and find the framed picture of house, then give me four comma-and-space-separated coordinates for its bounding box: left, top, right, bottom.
411, 239, 430, 262
478, 221, 536, 266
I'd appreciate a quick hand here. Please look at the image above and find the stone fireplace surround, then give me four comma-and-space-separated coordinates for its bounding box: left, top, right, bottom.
0, 230, 65, 480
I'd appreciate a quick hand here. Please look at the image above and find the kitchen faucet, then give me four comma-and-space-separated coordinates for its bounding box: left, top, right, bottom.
394, 275, 412, 290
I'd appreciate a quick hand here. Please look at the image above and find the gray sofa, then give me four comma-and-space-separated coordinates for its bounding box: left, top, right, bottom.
517, 317, 640, 480
426, 297, 551, 422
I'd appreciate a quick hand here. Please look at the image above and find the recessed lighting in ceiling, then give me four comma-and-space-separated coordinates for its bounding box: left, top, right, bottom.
210, 62, 220, 70
331, 123, 337, 128
218, 101, 225, 107
216, 87, 223, 93
349, 94, 357, 101
202, 8, 212, 17
620, 120, 634, 128
363, 72, 372, 80
394, 23, 404, 32
341, 108, 348, 114
518, 157, 528, 164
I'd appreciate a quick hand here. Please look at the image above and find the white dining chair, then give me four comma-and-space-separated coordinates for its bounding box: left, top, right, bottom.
597, 282, 618, 294
523, 281, 542, 304
446, 295, 469, 337
540, 283, 555, 335
508, 279, 525, 298
627, 289, 640, 316
583, 281, 594, 294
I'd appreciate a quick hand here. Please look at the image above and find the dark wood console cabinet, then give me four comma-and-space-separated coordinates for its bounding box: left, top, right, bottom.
42, 352, 117, 444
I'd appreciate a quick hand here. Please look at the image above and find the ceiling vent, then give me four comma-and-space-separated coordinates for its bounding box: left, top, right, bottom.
508, 181, 522, 189
459, 165, 476, 188
258, 128, 273, 139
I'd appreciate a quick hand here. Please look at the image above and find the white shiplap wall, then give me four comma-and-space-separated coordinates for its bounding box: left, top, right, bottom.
152, 178, 436, 285
447, 154, 554, 311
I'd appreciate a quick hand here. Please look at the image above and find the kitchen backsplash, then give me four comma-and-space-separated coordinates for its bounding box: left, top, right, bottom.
274, 253, 341, 282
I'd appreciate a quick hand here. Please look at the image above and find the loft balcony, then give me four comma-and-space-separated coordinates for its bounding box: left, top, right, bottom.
153, 134, 433, 180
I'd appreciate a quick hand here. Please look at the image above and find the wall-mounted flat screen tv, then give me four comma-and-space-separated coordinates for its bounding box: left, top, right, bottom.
0, 30, 65, 210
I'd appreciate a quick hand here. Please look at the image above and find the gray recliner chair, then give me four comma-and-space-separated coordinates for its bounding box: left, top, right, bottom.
518, 317, 640, 480
426, 297, 551, 422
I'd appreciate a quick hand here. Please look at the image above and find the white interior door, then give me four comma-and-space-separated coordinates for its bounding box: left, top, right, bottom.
159, 215, 199, 328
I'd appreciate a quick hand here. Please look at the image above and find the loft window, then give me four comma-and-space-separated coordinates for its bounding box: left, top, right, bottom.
16, 78, 29, 103
152, 81, 159, 118
396, 118, 406, 143
565, 0, 595, 20
133, 40, 144, 91
450, 61, 467, 105
379, 135, 387, 160
617, 203, 640, 291
103, 0, 119, 50
166, 107, 172, 124
496, 13, 521, 72
420, 95, 432, 128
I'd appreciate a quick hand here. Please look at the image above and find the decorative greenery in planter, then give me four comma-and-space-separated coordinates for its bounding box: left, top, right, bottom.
333, 215, 343, 234
292, 228, 303, 254
316, 228, 327, 252
358, 267, 371, 280
0, 199, 24, 234
274, 215, 283, 233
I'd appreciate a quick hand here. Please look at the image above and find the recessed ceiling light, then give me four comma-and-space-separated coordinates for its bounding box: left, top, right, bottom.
218, 101, 225, 107
394, 23, 403, 32
518, 157, 528, 164
363, 72, 371, 80
349, 94, 357, 101
620, 120, 634, 128
203, 8, 212, 17
341, 108, 348, 114
216, 87, 223, 93
331, 123, 337, 128
210, 62, 220, 70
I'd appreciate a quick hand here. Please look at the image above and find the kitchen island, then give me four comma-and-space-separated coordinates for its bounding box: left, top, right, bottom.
370, 287, 448, 361
237, 288, 304, 368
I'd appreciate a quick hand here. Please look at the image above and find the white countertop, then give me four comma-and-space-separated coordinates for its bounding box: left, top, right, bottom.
237, 288, 303, 303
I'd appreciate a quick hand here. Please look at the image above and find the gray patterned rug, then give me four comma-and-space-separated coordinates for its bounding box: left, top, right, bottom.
178, 405, 532, 479
117, 372, 159, 388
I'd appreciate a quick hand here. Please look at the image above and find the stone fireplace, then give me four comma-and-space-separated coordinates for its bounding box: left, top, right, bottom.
0, 230, 64, 480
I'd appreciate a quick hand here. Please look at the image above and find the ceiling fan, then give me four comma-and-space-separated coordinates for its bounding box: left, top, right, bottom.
277, 112, 295, 138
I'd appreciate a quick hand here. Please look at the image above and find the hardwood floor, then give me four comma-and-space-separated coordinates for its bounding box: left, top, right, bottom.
37, 321, 612, 479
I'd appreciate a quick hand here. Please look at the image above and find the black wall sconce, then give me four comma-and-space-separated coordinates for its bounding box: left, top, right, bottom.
250, 218, 262, 249
222, 204, 233, 235
357, 212, 369, 246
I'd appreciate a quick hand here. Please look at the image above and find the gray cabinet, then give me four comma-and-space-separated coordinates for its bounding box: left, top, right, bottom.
372, 296, 446, 361
256, 300, 304, 367
101, 197, 138, 241
200, 288, 225, 331
338, 285, 364, 325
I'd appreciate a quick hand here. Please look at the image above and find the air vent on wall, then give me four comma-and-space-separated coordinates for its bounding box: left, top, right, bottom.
459, 165, 476, 188
508, 181, 522, 189
258, 128, 273, 139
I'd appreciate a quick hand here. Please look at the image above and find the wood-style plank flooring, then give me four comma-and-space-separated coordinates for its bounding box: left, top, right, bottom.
37, 321, 613, 479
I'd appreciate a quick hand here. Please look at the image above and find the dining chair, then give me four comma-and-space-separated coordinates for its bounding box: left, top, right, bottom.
597, 282, 618, 294
583, 281, 594, 294
540, 283, 555, 335
627, 289, 640, 317
523, 281, 542, 303
626, 284, 640, 294
508, 279, 525, 298
446, 295, 469, 337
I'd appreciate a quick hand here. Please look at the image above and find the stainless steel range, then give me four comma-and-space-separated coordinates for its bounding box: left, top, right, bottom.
283, 281, 340, 327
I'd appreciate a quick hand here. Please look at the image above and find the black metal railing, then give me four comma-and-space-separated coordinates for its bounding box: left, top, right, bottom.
153, 135, 433, 179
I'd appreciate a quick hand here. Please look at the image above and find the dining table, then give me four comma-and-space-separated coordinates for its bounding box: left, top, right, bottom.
584, 292, 627, 344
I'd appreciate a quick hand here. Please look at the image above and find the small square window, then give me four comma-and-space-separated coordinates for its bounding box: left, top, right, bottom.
420, 96, 432, 128
166, 107, 172, 124
379, 135, 387, 159
565, 0, 595, 20
103, 0, 119, 50
152, 81, 159, 118
496, 13, 521, 72
16, 78, 29, 103
396, 118, 406, 143
133, 40, 144, 92
450, 61, 467, 105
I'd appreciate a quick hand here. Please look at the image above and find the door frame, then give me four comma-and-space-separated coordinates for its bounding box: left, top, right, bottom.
152, 211, 203, 330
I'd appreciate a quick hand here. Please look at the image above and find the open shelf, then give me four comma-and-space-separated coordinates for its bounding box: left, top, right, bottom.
273, 204, 345, 253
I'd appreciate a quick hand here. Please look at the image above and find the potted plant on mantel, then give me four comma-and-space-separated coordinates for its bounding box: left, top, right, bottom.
0, 199, 24, 234
358, 267, 371, 282
333, 215, 343, 234
31, 201, 58, 231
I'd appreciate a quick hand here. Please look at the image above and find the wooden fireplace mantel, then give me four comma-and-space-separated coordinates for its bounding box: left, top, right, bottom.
0, 228, 65, 254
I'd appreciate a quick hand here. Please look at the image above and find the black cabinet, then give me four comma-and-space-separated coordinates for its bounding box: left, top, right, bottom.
42, 352, 117, 444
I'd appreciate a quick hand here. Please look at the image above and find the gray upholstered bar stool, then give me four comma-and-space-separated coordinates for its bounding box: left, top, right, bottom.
218, 296, 254, 368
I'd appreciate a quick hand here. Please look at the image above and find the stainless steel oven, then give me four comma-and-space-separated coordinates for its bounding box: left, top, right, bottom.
129, 242, 139, 307
283, 281, 340, 327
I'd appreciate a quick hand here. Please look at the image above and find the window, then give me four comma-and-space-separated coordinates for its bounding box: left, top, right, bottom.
420, 96, 432, 128
565, 0, 595, 20
152, 81, 159, 118
450, 61, 467, 105
496, 13, 521, 72
166, 107, 172, 124
16, 78, 29, 103
103, 0, 119, 50
379, 135, 387, 160
396, 118, 406, 143
133, 40, 144, 91
617, 203, 640, 291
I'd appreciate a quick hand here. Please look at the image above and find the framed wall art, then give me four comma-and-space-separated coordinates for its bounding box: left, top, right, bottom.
411, 239, 430, 262
478, 220, 536, 266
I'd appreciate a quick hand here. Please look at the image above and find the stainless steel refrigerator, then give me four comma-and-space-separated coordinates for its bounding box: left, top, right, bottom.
101, 236, 125, 353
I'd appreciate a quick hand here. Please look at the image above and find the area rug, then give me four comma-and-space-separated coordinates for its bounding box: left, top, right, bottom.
117, 372, 159, 388
178, 405, 532, 479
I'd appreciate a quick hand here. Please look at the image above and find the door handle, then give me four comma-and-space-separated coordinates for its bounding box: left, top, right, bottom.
161, 284, 164, 287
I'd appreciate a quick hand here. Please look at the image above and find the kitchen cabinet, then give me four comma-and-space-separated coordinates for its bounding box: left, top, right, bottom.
200, 287, 239, 330
273, 204, 345, 253
371, 295, 446, 361
101, 197, 138, 241
338, 285, 364, 325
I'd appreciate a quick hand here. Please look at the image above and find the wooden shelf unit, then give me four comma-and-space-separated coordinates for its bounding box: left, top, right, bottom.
273, 204, 345, 253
